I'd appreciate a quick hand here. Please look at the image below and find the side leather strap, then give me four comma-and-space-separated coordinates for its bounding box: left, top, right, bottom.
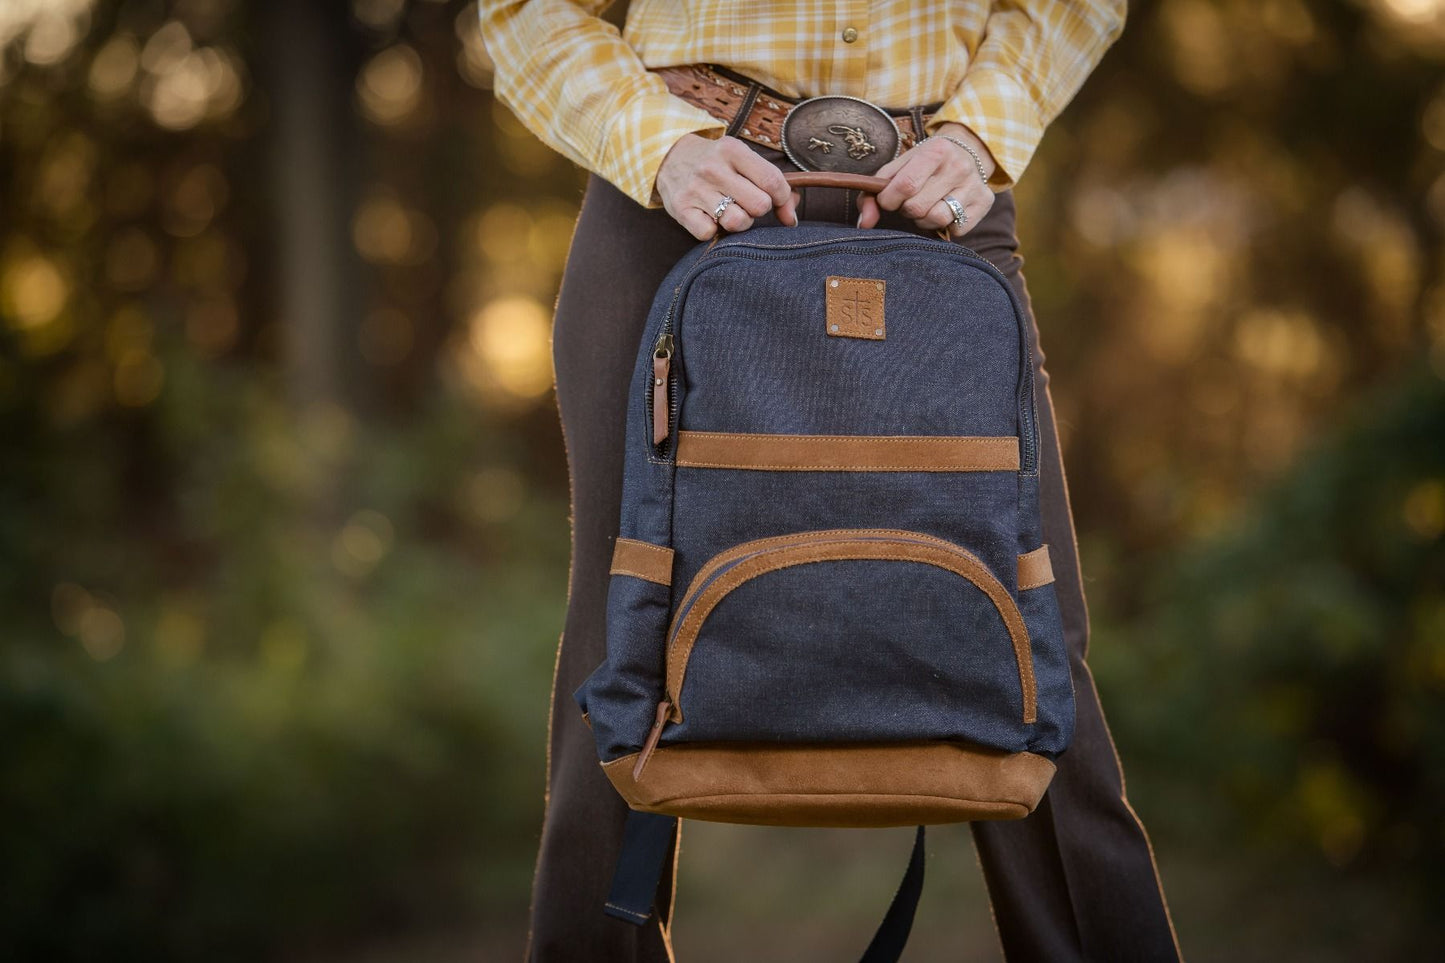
1017, 544, 1054, 590
610, 537, 675, 586
607, 816, 926, 963
604, 810, 678, 924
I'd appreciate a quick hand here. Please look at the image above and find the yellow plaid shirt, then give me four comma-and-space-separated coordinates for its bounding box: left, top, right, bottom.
479, 1, 1125, 209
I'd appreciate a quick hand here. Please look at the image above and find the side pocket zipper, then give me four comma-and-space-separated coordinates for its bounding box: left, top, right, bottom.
633, 700, 672, 781
651, 333, 673, 448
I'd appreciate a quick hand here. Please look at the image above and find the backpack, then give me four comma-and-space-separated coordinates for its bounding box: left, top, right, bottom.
574, 171, 1076, 959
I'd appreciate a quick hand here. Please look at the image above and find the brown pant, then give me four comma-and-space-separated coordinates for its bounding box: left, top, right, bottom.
528, 143, 1183, 961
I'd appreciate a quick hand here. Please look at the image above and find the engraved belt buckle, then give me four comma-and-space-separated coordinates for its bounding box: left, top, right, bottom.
780, 95, 901, 175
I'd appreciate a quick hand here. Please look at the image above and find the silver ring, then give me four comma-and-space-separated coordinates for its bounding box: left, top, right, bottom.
942, 194, 968, 228
711, 195, 735, 222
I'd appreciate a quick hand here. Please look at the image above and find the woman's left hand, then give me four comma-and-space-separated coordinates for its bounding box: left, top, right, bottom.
856, 122, 997, 237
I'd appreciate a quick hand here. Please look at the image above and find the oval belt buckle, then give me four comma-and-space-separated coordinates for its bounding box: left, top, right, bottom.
780, 95, 901, 175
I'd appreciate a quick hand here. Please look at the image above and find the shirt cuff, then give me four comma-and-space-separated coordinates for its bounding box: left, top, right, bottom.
599, 91, 729, 209
925, 66, 1045, 192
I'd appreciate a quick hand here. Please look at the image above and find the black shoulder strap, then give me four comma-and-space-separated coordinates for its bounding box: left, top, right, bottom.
607, 815, 927, 963
603, 810, 678, 924
859, 826, 927, 963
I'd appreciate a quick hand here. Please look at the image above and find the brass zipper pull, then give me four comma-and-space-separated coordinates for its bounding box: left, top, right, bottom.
632, 699, 672, 781
651, 333, 674, 448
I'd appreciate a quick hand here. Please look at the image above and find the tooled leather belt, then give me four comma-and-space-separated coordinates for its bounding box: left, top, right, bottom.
650, 63, 942, 176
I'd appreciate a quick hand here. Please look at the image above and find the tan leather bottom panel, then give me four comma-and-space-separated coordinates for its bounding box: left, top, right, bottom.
602, 742, 1056, 828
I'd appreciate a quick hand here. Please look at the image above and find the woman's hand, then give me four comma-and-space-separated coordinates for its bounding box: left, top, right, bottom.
856, 122, 996, 236
656, 133, 800, 240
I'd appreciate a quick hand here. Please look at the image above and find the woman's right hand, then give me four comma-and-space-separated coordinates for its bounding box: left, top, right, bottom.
656, 133, 799, 239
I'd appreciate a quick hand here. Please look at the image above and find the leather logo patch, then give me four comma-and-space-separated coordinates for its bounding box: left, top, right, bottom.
826, 276, 885, 340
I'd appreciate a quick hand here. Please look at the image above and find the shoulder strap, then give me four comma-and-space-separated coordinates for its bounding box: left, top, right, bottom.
606, 815, 927, 963
603, 810, 678, 924
858, 826, 927, 963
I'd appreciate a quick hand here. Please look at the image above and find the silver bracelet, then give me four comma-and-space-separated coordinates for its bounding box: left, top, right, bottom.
927, 134, 990, 184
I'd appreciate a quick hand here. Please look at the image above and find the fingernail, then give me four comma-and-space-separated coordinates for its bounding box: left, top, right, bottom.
855, 214, 864, 228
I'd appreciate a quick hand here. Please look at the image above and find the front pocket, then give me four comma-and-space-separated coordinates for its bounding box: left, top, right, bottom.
629, 528, 1038, 778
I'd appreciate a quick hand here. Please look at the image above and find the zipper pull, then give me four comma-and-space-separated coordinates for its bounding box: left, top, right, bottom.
651, 333, 674, 448
632, 699, 672, 782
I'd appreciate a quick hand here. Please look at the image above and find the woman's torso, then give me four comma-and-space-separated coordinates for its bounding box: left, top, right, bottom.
621, 0, 992, 105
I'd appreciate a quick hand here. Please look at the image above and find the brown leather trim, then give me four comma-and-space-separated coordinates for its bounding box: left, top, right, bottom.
610, 537, 674, 586
651, 350, 670, 447
602, 741, 1056, 827
1017, 545, 1054, 590
673, 431, 1020, 472
652, 63, 933, 152
670, 528, 957, 635
664, 529, 1037, 725
787, 172, 891, 193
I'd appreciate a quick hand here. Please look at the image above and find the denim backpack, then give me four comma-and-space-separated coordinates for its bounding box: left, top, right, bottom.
575, 172, 1076, 958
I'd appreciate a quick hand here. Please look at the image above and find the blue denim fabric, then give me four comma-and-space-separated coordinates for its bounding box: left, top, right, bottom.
575, 222, 1074, 765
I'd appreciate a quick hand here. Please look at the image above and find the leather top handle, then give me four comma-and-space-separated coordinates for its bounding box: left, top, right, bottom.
783, 171, 891, 194
703, 169, 954, 245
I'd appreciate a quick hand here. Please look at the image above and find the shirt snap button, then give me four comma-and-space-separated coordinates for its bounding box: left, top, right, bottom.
841, 26, 858, 43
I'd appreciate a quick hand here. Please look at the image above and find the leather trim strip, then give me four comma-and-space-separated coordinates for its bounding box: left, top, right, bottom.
610, 537, 674, 586
671, 528, 950, 617
673, 431, 1020, 472
602, 741, 1056, 827
1017, 545, 1054, 591
663, 530, 1037, 725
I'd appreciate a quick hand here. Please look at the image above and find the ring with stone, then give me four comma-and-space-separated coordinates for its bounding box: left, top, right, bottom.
942, 194, 968, 229
712, 195, 735, 222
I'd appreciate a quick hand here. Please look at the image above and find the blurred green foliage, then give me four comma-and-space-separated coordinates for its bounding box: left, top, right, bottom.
2, 348, 570, 956
0, 0, 1442, 959
1093, 364, 1445, 957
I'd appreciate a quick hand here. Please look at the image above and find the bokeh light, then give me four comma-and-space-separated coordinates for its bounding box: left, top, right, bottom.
1, 249, 69, 331
88, 33, 139, 99
357, 44, 423, 126
458, 294, 554, 406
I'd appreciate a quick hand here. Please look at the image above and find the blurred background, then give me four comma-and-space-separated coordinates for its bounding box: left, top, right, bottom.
0, 0, 1442, 959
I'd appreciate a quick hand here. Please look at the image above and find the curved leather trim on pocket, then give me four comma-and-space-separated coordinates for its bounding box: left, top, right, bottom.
602, 741, 1056, 827
663, 530, 1037, 725
610, 537, 674, 586
1017, 545, 1054, 591
673, 431, 1020, 472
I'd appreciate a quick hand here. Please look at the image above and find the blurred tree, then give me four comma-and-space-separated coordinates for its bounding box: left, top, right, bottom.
260, 0, 367, 412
